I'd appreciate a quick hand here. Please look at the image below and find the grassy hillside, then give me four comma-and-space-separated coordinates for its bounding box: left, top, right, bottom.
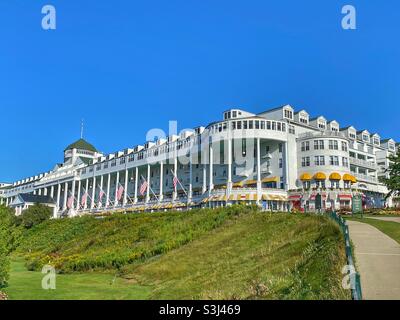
7, 207, 350, 300
16, 206, 254, 273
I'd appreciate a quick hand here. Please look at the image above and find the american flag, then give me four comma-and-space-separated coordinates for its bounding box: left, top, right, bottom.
67, 194, 74, 209
117, 185, 124, 201
140, 180, 148, 196
173, 175, 179, 189
99, 189, 105, 201
81, 192, 88, 207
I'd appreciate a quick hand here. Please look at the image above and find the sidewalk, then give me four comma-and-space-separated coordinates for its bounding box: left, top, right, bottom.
347, 220, 400, 300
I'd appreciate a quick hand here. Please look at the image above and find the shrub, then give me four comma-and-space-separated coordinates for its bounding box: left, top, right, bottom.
14, 203, 52, 229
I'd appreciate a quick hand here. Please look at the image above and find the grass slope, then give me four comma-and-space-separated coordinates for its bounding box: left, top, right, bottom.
122, 212, 349, 300
17, 206, 248, 273
7, 208, 350, 300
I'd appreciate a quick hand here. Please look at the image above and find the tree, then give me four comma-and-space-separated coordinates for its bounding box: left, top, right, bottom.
0, 205, 15, 288
381, 149, 400, 199
16, 203, 52, 229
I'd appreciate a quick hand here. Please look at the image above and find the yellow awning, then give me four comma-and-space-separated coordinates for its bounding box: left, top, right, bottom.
262, 176, 279, 183
343, 173, 357, 183
245, 194, 251, 200
329, 172, 341, 180
233, 181, 244, 187
244, 180, 257, 185
300, 173, 312, 181
229, 194, 235, 201
313, 172, 326, 180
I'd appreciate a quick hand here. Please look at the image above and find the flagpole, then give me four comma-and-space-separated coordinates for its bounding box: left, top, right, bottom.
171, 169, 188, 197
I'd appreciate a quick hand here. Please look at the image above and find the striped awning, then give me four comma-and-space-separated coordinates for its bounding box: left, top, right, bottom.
338, 194, 352, 200
288, 194, 302, 201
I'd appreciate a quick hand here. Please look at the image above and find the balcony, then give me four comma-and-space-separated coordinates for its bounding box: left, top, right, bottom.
298, 131, 346, 140
349, 158, 378, 170
354, 173, 378, 183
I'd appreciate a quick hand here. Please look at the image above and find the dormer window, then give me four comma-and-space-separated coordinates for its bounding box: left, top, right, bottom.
362, 134, 369, 142
284, 109, 293, 120
389, 143, 395, 151
318, 122, 326, 130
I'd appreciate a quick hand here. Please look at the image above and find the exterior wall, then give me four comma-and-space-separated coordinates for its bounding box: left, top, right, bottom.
2, 105, 396, 216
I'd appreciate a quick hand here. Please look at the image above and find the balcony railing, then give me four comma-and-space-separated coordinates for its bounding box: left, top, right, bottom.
350, 158, 378, 170
298, 131, 346, 139
354, 173, 378, 183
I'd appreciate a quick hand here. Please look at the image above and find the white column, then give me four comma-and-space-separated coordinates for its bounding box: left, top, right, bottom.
38, 189, 42, 196
123, 169, 129, 206
159, 162, 164, 202
71, 179, 76, 209
43, 187, 48, 196
106, 174, 111, 208
173, 158, 178, 201
62, 182, 68, 210
91, 176, 96, 209
146, 165, 150, 203
134, 167, 138, 204
76, 180, 81, 210
50, 185, 54, 198
257, 137, 261, 203
202, 164, 207, 194
99, 175, 104, 207
56, 183, 61, 216
227, 137, 232, 196
114, 171, 120, 207
189, 154, 193, 202
84, 179, 89, 210
209, 142, 214, 195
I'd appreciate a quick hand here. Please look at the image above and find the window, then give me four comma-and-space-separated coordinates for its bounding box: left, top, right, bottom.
330, 156, 339, 166
243, 121, 248, 129
237, 121, 242, 130
342, 157, 349, 167
242, 139, 247, 156
301, 141, 310, 152
120, 157, 126, 165
248, 121, 253, 129
260, 121, 265, 130
266, 121, 271, 130
341, 141, 348, 152
232, 111, 237, 118
302, 157, 310, 167
279, 143, 283, 153
255, 120, 260, 129
279, 158, 283, 168
314, 140, 324, 150
362, 134, 369, 142
289, 125, 295, 134
300, 117, 308, 124
284, 109, 293, 119
314, 156, 325, 166
329, 140, 338, 150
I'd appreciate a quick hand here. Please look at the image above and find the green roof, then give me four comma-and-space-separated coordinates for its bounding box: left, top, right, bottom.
65, 139, 97, 152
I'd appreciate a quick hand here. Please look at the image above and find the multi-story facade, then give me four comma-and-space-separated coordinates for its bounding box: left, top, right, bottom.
1, 105, 397, 217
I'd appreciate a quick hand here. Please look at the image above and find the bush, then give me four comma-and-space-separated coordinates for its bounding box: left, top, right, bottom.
14, 203, 52, 229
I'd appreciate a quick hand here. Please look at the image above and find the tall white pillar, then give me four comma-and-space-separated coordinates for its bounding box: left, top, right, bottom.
256, 138, 262, 203
209, 143, 214, 195
173, 158, 178, 201
134, 167, 138, 204
202, 164, 207, 194
106, 174, 111, 208
43, 187, 48, 196
146, 165, 150, 203
114, 171, 120, 207
159, 162, 164, 202
50, 185, 54, 199
56, 183, 61, 216
38, 189, 42, 196
76, 180, 81, 210
189, 155, 193, 202
99, 175, 104, 208
227, 137, 232, 196
123, 169, 129, 206
91, 176, 96, 209
71, 180, 76, 209
62, 182, 68, 210
84, 179, 89, 210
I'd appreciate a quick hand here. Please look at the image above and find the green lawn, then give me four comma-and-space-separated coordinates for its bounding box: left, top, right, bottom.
4, 258, 151, 300
345, 217, 400, 244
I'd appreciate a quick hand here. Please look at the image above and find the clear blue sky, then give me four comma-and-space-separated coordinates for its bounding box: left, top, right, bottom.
1, 0, 399, 182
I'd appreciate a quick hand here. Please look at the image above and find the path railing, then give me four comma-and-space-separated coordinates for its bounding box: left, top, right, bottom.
325, 211, 363, 300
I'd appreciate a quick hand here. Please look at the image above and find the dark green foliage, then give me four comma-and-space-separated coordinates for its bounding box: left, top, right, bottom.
14, 203, 52, 229
381, 148, 400, 199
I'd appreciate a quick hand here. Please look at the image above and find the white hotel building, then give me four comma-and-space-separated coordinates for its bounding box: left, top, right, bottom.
0, 105, 398, 217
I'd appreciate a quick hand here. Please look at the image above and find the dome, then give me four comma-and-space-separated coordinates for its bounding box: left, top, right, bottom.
64, 139, 97, 153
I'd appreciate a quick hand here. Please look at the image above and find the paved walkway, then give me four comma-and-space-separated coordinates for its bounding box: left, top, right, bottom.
347, 220, 400, 300
368, 216, 400, 223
